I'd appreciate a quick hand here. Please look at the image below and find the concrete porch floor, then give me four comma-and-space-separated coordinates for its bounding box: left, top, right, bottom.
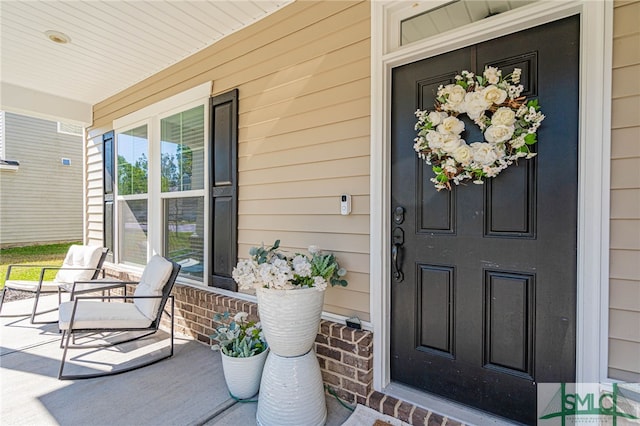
0, 295, 353, 425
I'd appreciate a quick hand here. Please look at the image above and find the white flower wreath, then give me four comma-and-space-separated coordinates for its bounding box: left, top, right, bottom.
413, 66, 545, 191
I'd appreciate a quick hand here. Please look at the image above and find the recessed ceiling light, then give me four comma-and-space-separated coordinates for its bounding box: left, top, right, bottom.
44, 30, 71, 44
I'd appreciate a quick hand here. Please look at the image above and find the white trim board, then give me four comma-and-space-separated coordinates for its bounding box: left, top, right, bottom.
370, 0, 613, 413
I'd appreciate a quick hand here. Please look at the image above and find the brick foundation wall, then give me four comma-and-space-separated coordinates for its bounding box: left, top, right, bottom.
103, 267, 462, 426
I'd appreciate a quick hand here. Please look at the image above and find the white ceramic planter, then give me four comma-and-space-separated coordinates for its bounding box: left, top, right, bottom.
256, 286, 325, 357
220, 348, 269, 400
257, 350, 327, 426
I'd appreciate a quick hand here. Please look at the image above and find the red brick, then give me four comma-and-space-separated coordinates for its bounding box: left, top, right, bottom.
320, 320, 331, 335
357, 368, 373, 385
354, 330, 372, 345
331, 325, 343, 338
330, 338, 357, 353
397, 401, 414, 423
427, 412, 445, 426
343, 352, 371, 370
321, 371, 341, 386
341, 327, 355, 342
315, 334, 328, 345
343, 378, 368, 397
357, 344, 372, 357
328, 387, 356, 405
316, 345, 341, 361
382, 395, 400, 416
367, 391, 385, 411
327, 359, 356, 379
411, 406, 430, 425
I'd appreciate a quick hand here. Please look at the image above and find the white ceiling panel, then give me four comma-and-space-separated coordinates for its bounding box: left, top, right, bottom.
0, 0, 292, 109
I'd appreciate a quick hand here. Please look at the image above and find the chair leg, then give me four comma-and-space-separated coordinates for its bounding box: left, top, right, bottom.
0, 288, 55, 319
0, 287, 6, 316
58, 327, 73, 379
30, 289, 58, 325
169, 296, 174, 357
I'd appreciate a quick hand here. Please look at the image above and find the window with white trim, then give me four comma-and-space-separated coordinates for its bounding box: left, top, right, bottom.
116, 125, 149, 266
113, 85, 209, 281
160, 105, 205, 280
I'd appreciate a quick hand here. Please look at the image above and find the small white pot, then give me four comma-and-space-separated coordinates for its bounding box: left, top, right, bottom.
256, 286, 325, 357
220, 348, 269, 400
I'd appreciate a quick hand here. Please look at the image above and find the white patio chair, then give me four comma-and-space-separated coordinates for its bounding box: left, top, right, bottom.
57, 255, 181, 380
0, 245, 109, 324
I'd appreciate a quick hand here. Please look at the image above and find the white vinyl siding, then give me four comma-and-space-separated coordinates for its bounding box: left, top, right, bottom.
0, 111, 5, 158
0, 112, 83, 247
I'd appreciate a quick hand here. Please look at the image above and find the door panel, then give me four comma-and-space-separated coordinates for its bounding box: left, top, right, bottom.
390, 16, 579, 424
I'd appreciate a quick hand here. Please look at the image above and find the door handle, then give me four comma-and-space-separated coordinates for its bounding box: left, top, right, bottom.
391, 226, 404, 283
391, 243, 404, 282
392, 242, 404, 282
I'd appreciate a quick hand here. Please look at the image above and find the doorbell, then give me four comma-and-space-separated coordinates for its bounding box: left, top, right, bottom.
340, 194, 351, 215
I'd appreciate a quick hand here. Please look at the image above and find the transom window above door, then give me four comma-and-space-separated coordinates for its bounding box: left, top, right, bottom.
400, 0, 535, 46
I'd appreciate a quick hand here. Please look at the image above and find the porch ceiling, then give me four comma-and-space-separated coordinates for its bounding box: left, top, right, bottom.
0, 0, 291, 125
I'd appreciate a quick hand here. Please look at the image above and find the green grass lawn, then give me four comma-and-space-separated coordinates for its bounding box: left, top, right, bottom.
0, 242, 80, 288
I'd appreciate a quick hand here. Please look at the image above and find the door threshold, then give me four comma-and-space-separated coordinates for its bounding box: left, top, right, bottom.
383, 382, 522, 426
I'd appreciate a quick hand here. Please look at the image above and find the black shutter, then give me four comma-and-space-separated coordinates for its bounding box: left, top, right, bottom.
103, 131, 115, 262
209, 89, 238, 290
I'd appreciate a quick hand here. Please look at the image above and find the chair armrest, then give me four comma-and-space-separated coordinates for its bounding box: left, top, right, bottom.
41, 267, 102, 273
7, 264, 57, 269
40, 266, 103, 282
65, 279, 137, 297
5, 264, 55, 280
74, 294, 163, 302
71, 279, 138, 286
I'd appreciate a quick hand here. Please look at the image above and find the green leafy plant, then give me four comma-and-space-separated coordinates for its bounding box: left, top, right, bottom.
210, 311, 267, 358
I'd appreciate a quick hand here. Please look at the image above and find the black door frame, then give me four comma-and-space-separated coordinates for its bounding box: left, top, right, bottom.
370, 0, 612, 406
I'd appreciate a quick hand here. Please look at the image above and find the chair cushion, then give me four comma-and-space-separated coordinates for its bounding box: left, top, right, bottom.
133, 255, 173, 320
59, 300, 152, 330
5, 280, 60, 292
55, 245, 104, 284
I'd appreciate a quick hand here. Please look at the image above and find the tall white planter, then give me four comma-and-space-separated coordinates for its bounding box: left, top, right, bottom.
256, 286, 325, 357
256, 286, 327, 425
220, 348, 268, 400
257, 350, 327, 426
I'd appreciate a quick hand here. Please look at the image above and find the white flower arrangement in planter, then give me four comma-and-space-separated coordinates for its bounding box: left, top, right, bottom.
231, 240, 348, 424
232, 240, 348, 291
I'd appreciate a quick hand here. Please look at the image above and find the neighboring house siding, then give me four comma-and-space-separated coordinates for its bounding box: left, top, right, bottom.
0, 111, 5, 156
609, 0, 640, 382
0, 112, 83, 247
88, 1, 371, 320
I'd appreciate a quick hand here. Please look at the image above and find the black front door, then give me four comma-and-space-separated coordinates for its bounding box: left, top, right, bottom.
390, 16, 579, 424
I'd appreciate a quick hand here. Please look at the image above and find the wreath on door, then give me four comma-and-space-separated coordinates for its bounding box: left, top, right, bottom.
413, 66, 545, 191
